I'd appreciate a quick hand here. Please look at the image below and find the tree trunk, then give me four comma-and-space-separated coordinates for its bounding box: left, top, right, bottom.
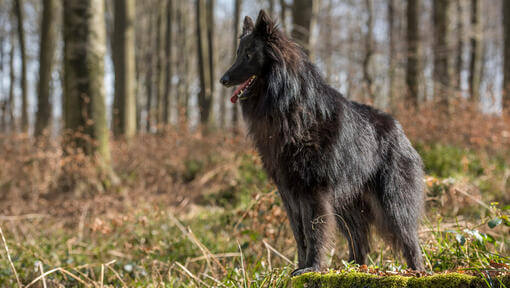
145, 11, 155, 132
164, 0, 174, 124
176, 0, 191, 123
454, 0, 463, 91
433, 0, 454, 107
35, 0, 57, 136
8, 29, 15, 132
362, 0, 375, 101
14, 0, 28, 132
112, 0, 137, 138
63, 0, 111, 163
504, 0, 510, 112
291, 0, 318, 60
231, 0, 242, 131
196, 0, 213, 127
268, 0, 275, 17
155, 3, 165, 127
280, 0, 287, 32
388, 0, 397, 106
206, 0, 216, 128
469, 0, 483, 104
406, 0, 420, 107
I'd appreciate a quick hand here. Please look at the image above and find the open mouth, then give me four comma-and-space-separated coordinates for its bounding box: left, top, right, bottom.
231, 76, 257, 104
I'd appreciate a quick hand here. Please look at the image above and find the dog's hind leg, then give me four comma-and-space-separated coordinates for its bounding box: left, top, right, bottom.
377, 157, 425, 271
291, 190, 336, 276
335, 196, 371, 265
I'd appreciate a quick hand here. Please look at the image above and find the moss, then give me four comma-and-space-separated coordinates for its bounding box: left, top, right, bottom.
291, 272, 510, 288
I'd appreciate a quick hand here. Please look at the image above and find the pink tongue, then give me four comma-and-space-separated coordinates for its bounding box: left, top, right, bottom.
230, 78, 252, 104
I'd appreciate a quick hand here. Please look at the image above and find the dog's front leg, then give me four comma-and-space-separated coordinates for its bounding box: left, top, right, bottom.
291, 191, 335, 276
278, 189, 307, 267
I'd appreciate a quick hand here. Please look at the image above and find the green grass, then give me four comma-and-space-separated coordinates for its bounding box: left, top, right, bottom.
0, 145, 508, 287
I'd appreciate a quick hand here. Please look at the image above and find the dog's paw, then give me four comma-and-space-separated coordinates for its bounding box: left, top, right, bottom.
291, 267, 319, 277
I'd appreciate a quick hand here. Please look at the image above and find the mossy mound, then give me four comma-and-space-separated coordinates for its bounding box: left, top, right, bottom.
291, 272, 510, 288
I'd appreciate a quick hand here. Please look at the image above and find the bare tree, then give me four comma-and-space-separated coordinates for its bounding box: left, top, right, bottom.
362, 0, 375, 101
454, 0, 463, 91
433, 0, 454, 107
14, 0, 27, 132
35, 0, 57, 136
112, 0, 137, 138
231, 0, 242, 130
176, 0, 191, 123
291, 0, 319, 59
196, 0, 213, 127
145, 6, 155, 132
503, 0, 510, 112
469, 0, 483, 103
388, 0, 397, 104
155, 2, 165, 126
63, 0, 111, 163
8, 26, 15, 131
164, 0, 174, 124
406, 0, 420, 107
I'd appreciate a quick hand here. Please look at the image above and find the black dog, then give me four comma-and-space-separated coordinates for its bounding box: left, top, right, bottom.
220, 10, 424, 276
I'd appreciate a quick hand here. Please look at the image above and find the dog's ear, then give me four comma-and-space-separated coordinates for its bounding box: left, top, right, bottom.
242, 16, 254, 37
254, 10, 274, 38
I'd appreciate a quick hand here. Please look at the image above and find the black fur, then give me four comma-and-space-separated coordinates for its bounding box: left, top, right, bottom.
221, 10, 425, 276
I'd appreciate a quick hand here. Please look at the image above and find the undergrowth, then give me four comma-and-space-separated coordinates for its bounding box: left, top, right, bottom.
0, 103, 509, 286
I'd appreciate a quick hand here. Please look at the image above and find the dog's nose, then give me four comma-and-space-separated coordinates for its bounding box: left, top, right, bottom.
220, 75, 230, 85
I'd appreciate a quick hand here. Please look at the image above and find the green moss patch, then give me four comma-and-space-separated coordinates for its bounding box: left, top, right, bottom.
291, 272, 510, 288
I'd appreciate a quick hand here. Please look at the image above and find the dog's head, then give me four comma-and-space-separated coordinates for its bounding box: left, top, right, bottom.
220, 10, 277, 103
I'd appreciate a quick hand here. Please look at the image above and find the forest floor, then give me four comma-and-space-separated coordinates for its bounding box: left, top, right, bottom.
0, 106, 510, 287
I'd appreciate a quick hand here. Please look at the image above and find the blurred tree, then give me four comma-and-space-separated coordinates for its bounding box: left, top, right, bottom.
206, 0, 216, 128
176, 0, 191, 123
291, 0, 318, 59
196, 0, 214, 128
14, 0, 27, 132
145, 9, 155, 132
454, 0, 463, 91
164, 0, 174, 124
8, 26, 15, 131
268, 0, 275, 17
112, 0, 137, 138
63, 0, 110, 163
503, 0, 510, 112
388, 0, 396, 104
155, 2, 165, 126
280, 0, 287, 32
35, 0, 57, 137
433, 0, 454, 107
362, 0, 374, 101
406, 0, 420, 107
231, 0, 242, 131
469, 0, 483, 104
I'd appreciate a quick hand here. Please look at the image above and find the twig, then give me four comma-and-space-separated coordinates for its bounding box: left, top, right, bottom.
58, 268, 91, 287
25, 268, 60, 288
263, 240, 293, 265
174, 262, 211, 287
188, 252, 240, 262
100, 264, 104, 288
0, 225, 21, 288
38, 261, 47, 288
237, 241, 248, 288
106, 263, 128, 288
0, 214, 48, 221
168, 212, 226, 275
